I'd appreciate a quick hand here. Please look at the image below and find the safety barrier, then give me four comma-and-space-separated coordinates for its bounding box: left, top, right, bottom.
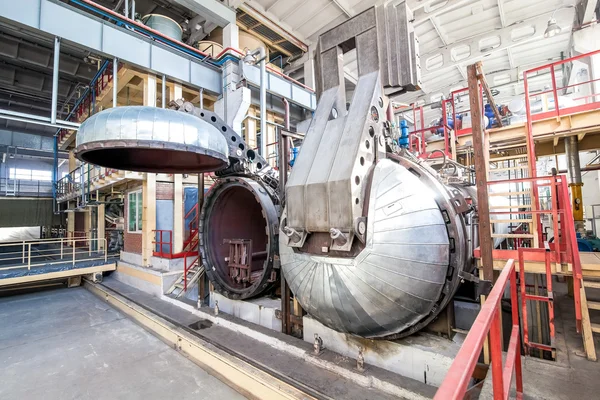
0, 178, 53, 198
0, 237, 108, 270
434, 259, 523, 400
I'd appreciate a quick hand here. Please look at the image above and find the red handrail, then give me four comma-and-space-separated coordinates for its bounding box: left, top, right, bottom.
184, 254, 201, 291
434, 259, 523, 400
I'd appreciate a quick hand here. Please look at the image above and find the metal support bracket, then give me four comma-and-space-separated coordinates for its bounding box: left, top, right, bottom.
459, 270, 492, 297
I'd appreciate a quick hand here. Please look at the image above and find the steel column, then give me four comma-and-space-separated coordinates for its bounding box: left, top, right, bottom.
113, 58, 118, 107
162, 75, 167, 108
51, 37, 61, 125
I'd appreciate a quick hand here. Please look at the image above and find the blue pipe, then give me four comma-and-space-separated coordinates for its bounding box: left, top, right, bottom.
52, 135, 58, 202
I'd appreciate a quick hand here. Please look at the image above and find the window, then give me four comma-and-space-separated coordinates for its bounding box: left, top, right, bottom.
8, 168, 52, 181
128, 190, 143, 233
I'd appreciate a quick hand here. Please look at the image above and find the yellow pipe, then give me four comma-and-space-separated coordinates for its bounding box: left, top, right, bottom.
570, 183, 584, 222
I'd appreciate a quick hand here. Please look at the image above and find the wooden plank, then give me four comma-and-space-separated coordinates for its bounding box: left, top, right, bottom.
490, 166, 529, 172
490, 219, 533, 223
468, 63, 493, 283
580, 286, 598, 361
592, 323, 600, 334
490, 205, 533, 209
491, 234, 535, 238
584, 280, 600, 289
588, 301, 600, 310
489, 191, 531, 196
489, 154, 529, 162
477, 63, 504, 128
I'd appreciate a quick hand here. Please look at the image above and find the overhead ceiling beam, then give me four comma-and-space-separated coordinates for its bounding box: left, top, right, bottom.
413, 0, 474, 25
332, 0, 356, 17
420, 11, 573, 76
497, 0, 516, 69
266, 0, 284, 13
429, 16, 467, 84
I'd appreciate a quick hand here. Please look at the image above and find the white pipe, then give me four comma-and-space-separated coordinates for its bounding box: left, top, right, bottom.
51, 37, 60, 125
199, 88, 204, 109
124, 0, 129, 17
113, 58, 118, 108
249, 47, 267, 157
162, 75, 166, 108
131, 0, 135, 19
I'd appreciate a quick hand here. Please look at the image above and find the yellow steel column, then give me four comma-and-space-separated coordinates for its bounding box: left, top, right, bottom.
141, 73, 157, 267
170, 82, 184, 254
142, 174, 157, 267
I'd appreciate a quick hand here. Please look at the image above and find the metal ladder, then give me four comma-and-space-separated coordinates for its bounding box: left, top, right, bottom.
518, 245, 556, 358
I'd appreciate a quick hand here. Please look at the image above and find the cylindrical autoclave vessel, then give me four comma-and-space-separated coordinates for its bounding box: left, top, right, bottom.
73, 4, 479, 340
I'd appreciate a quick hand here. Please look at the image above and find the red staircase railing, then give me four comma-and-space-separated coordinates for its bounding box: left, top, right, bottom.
183, 254, 200, 291
435, 259, 523, 400
182, 203, 199, 253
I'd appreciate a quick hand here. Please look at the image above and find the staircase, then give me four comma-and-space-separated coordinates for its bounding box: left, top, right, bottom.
580, 278, 600, 360
166, 255, 204, 298
181, 204, 200, 253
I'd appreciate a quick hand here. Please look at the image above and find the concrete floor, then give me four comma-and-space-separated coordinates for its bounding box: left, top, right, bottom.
0, 287, 246, 400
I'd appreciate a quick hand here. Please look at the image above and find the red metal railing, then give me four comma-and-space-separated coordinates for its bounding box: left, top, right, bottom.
183, 254, 201, 291
523, 48, 600, 124
519, 246, 556, 354
409, 101, 452, 158
152, 230, 173, 258
435, 259, 523, 400
478, 174, 584, 333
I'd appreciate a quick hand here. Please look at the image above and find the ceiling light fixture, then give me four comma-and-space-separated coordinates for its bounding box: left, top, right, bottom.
544, 5, 573, 38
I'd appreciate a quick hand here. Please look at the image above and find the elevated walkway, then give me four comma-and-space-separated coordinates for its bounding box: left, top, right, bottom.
0, 237, 116, 288
428, 107, 600, 156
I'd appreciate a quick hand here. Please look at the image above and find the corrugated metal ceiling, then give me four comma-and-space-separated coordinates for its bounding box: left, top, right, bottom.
247, 0, 579, 107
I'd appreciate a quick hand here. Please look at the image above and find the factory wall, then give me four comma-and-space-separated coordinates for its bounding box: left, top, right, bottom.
124, 183, 143, 255
123, 180, 185, 259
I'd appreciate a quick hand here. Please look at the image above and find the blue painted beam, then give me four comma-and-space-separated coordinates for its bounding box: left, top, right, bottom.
0, 0, 223, 94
